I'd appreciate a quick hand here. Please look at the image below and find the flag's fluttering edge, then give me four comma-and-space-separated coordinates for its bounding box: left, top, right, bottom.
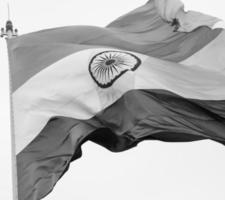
7, 0, 225, 199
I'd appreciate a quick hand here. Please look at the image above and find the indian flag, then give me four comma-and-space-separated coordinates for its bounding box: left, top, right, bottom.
7, 0, 225, 199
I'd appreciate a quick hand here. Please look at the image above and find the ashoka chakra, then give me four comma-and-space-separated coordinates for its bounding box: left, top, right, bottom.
89, 51, 141, 88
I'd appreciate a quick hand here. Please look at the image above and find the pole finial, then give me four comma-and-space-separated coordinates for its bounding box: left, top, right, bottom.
0, 2, 18, 39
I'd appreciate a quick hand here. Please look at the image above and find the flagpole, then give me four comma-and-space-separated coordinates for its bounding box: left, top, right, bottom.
1, 3, 19, 200
7, 38, 18, 200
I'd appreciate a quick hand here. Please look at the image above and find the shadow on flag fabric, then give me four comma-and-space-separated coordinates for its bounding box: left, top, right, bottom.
7, 0, 225, 199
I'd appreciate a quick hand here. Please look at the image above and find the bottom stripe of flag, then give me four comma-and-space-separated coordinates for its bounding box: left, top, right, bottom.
17, 89, 225, 200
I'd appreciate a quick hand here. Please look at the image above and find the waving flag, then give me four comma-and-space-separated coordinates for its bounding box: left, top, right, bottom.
7, 0, 225, 199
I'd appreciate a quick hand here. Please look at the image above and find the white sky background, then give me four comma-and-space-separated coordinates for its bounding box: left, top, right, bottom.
0, 0, 225, 200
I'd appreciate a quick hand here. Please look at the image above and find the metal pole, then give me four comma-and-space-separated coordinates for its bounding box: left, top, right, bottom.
8, 3, 10, 20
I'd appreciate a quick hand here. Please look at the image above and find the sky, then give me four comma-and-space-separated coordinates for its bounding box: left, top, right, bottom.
0, 0, 225, 200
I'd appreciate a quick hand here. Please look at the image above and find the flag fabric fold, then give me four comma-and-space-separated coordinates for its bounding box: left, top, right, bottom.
7, 0, 225, 200
152, 0, 220, 32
